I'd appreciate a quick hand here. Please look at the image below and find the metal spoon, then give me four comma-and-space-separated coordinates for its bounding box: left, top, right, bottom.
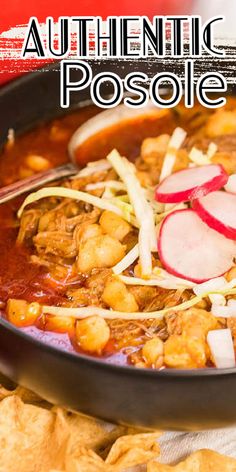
0, 102, 160, 204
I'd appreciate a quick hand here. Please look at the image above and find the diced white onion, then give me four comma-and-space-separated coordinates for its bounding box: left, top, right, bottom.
211, 304, 236, 318
159, 127, 187, 182
209, 293, 226, 306
212, 297, 236, 318
207, 329, 235, 368
227, 299, 236, 308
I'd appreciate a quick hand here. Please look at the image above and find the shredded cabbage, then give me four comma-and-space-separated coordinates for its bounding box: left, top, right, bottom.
189, 147, 211, 166
193, 277, 228, 297
205, 288, 236, 297
194, 277, 236, 298
159, 127, 187, 181
112, 195, 130, 203
107, 150, 155, 276
118, 274, 194, 290
188, 142, 217, 166
155, 202, 187, 223
110, 199, 138, 227
85, 181, 126, 191
42, 296, 201, 320
110, 199, 133, 214
200, 276, 236, 298
207, 142, 218, 159
144, 187, 165, 213
17, 186, 131, 222
72, 159, 111, 178
112, 244, 139, 275
102, 187, 115, 199
152, 267, 195, 287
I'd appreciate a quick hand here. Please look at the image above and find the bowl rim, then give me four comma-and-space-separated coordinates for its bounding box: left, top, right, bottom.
1, 317, 235, 378
0, 63, 236, 379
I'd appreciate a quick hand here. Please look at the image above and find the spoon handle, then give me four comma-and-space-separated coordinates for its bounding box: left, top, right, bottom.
0, 163, 78, 204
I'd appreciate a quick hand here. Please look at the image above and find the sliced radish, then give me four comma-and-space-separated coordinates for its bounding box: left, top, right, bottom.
224, 174, 236, 194
155, 164, 228, 203
193, 191, 236, 240
207, 329, 235, 368
158, 209, 236, 283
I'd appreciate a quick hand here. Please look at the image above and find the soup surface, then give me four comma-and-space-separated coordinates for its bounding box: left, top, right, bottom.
1, 100, 236, 369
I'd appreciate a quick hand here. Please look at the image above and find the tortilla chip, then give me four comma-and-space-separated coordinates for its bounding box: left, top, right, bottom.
51, 432, 160, 472
0, 387, 162, 472
0, 396, 64, 472
147, 449, 236, 471
105, 432, 161, 469
50, 407, 130, 456
0, 382, 236, 472
52, 421, 160, 471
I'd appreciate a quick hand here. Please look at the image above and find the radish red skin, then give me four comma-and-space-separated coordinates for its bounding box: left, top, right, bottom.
193, 192, 236, 240
158, 209, 235, 283
155, 164, 228, 203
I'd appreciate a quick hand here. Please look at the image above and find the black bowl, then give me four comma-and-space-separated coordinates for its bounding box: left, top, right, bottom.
0, 62, 236, 431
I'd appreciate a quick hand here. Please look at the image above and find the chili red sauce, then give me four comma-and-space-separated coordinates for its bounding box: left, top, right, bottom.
0, 200, 65, 304
0, 102, 214, 362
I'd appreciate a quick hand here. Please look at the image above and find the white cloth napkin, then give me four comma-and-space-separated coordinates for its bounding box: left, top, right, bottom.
101, 417, 236, 471
158, 428, 236, 463
122, 427, 236, 471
